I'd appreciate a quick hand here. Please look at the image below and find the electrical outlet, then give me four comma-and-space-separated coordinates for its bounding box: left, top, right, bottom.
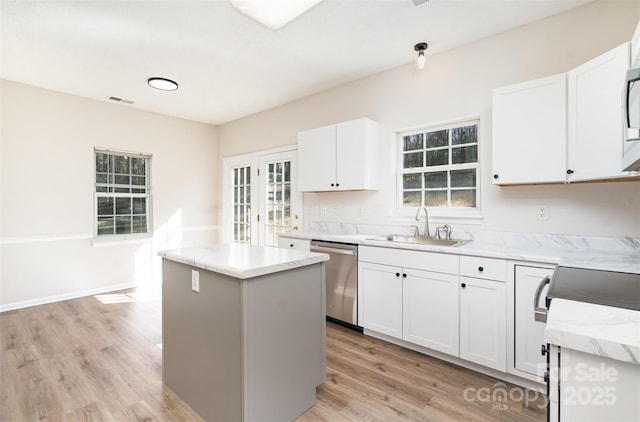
321, 206, 328, 216
191, 270, 199, 292
536, 205, 549, 221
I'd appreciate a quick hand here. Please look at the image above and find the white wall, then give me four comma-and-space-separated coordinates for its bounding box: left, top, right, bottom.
0, 80, 220, 309
218, 0, 640, 238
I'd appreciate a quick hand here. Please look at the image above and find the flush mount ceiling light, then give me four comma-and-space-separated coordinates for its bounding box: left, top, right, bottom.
147, 77, 178, 91
414, 42, 429, 69
231, 0, 324, 30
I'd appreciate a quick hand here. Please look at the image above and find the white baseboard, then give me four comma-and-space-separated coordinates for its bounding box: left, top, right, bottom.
0, 281, 138, 313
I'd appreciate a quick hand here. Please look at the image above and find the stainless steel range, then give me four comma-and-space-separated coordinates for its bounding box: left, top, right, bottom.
533, 265, 640, 422
534, 266, 640, 323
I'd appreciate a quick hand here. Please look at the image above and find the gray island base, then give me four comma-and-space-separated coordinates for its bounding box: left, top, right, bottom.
160, 244, 329, 421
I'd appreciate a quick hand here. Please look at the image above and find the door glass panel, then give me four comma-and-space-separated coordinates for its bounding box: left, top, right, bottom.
232, 166, 251, 243
264, 159, 291, 246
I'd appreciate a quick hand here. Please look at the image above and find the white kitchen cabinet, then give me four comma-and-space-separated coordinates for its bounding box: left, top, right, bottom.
298, 118, 380, 192
459, 276, 507, 371
550, 347, 640, 422
358, 261, 403, 338
492, 42, 636, 185
492, 73, 567, 185
458, 256, 507, 372
567, 42, 630, 182
276, 235, 310, 251
514, 265, 554, 379
403, 268, 459, 356
358, 246, 458, 342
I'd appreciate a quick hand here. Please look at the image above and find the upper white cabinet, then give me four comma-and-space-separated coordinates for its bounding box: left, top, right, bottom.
567, 42, 630, 181
298, 118, 380, 192
492, 74, 567, 185
492, 42, 633, 185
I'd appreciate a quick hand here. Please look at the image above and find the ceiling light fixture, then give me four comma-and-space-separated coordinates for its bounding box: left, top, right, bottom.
148, 77, 178, 91
231, 0, 323, 30
414, 42, 428, 69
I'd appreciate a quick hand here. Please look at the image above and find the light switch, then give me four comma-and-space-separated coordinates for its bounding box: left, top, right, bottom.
191, 270, 200, 292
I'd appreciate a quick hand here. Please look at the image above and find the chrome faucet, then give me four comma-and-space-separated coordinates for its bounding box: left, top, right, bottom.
414, 206, 430, 237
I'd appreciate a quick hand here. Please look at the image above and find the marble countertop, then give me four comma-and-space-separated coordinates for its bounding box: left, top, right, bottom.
545, 299, 640, 366
280, 227, 640, 274
158, 243, 329, 279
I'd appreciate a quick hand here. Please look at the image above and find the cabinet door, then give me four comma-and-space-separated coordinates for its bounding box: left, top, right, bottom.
514, 265, 553, 378
567, 42, 630, 181
336, 118, 379, 191
560, 348, 640, 422
459, 277, 506, 371
359, 262, 403, 338
492, 74, 567, 185
297, 124, 336, 191
403, 268, 459, 356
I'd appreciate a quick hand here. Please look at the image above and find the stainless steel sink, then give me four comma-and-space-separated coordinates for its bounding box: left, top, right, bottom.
367, 235, 470, 247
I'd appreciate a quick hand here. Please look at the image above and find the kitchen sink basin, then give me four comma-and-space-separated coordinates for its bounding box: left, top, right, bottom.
367, 235, 470, 247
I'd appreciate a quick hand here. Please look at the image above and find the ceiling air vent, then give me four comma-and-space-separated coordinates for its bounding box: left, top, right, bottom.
108, 96, 135, 104
410, 0, 430, 6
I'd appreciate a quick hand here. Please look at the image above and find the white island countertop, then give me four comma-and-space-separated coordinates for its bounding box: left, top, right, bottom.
159, 243, 329, 279
545, 299, 640, 366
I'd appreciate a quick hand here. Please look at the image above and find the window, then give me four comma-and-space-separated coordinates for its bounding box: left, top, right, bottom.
95, 149, 151, 238
399, 120, 479, 209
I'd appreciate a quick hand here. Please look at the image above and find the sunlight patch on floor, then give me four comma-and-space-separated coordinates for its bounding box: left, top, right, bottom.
94, 293, 136, 304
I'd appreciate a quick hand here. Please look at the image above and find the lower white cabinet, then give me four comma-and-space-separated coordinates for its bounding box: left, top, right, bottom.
359, 262, 403, 338
403, 268, 459, 356
549, 346, 640, 422
359, 247, 509, 372
459, 276, 506, 371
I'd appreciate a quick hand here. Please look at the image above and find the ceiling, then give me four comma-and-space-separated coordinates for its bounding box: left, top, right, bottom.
0, 0, 593, 126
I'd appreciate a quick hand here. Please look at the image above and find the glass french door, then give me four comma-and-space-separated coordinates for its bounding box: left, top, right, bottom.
231, 165, 252, 243
225, 148, 301, 246
258, 150, 301, 246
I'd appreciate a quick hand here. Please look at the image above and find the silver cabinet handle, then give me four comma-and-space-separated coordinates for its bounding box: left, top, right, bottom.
534, 276, 551, 322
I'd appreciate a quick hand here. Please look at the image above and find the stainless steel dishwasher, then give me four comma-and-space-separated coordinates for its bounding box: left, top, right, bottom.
310, 240, 360, 330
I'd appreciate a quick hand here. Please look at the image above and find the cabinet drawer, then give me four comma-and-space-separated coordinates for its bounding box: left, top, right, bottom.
277, 236, 310, 252
359, 246, 458, 274
460, 256, 507, 281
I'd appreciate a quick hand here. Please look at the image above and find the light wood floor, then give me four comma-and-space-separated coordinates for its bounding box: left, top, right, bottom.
1, 289, 546, 421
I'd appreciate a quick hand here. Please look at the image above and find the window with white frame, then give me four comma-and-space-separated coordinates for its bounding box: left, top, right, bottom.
399, 120, 479, 209
95, 149, 151, 237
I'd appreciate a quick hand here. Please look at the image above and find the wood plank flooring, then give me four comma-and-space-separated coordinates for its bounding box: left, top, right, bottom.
1, 289, 546, 421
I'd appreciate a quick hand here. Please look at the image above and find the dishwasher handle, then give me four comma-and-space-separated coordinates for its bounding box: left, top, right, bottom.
310, 245, 357, 256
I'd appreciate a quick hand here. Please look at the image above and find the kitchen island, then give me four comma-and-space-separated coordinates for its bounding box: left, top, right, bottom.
159, 243, 329, 422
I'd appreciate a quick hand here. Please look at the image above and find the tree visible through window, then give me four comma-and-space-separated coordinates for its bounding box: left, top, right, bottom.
399, 120, 479, 208
95, 149, 151, 237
